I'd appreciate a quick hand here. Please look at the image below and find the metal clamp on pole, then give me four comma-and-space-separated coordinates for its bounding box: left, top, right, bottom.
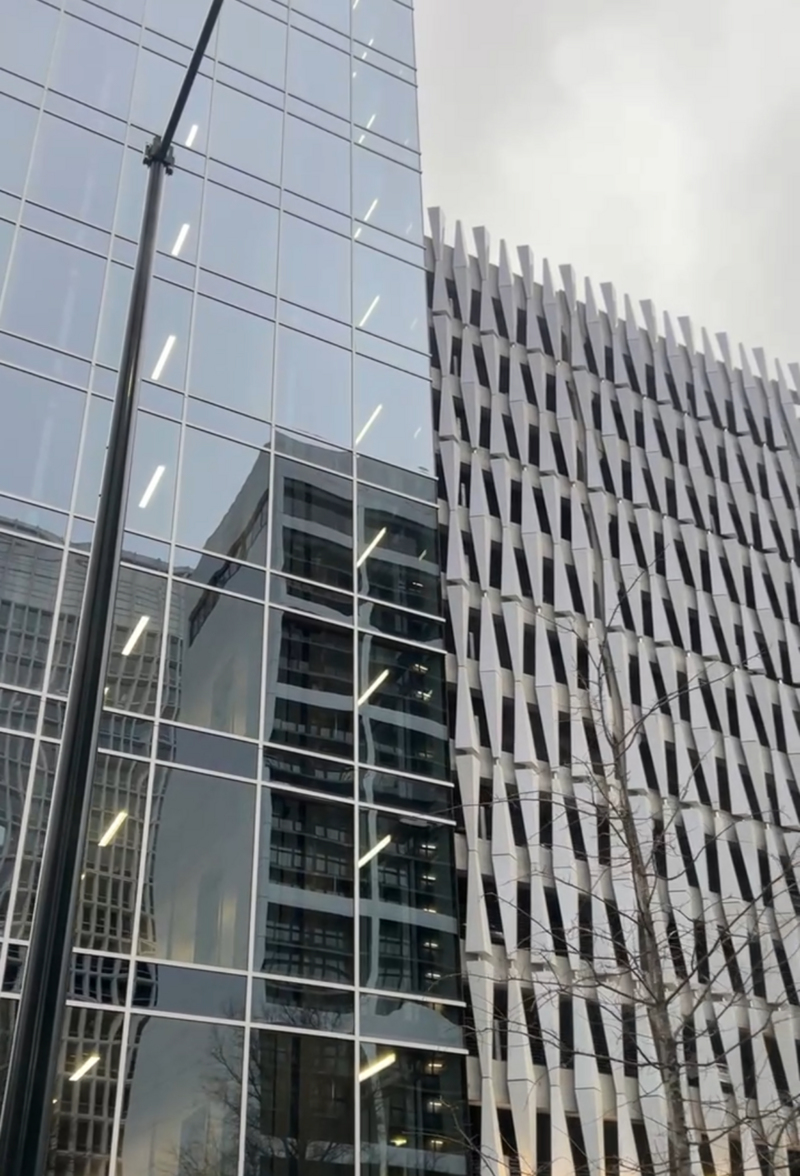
0, 2, 223, 1172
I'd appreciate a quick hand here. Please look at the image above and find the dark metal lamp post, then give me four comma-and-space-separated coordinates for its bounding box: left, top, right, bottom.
0, 2, 224, 1171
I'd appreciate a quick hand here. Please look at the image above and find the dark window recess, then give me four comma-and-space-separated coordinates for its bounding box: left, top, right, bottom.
516, 307, 528, 347
483, 469, 501, 518
694, 919, 710, 983
493, 298, 509, 339
551, 433, 568, 476
461, 532, 480, 582
474, 344, 490, 387
621, 1004, 638, 1076
515, 546, 533, 598
578, 894, 593, 963
471, 691, 491, 748
503, 413, 520, 459
740, 1028, 757, 1101
524, 994, 548, 1067
506, 781, 527, 846
566, 1118, 590, 1176
750, 936, 767, 1000
483, 876, 506, 945
586, 1000, 612, 1073
559, 998, 575, 1069
467, 608, 481, 660
544, 886, 568, 956
545, 372, 556, 411
494, 613, 513, 670
479, 406, 491, 449
631, 1122, 655, 1176
445, 278, 462, 320
502, 696, 515, 753
534, 486, 551, 534
478, 778, 493, 840
560, 497, 572, 541
469, 288, 481, 328
604, 1122, 620, 1176
598, 808, 611, 865
558, 712, 571, 766
493, 987, 508, 1061
517, 882, 531, 948
564, 795, 587, 859
705, 834, 721, 893
510, 480, 522, 525
528, 423, 540, 465
542, 557, 554, 605
489, 542, 502, 589
540, 793, 553, 848
497, 1108, 517, 1163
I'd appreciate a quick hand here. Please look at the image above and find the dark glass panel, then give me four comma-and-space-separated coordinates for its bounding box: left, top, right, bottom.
254, 788, 354, 983
0, 367, 85, 511
69, 952, 129, 1005
131, 962, 247, 1020
262, 746, 354, 802
265, 610, 354, 758
103, 567, 169, 716
176, 428, 270, 563
2, 944, 25, 993
272, 458, 353, 592
358, 601, 444, 647
0, 688, 40, 734
156, 725, 259, 779
0, 536, 63, 691
116, 1016, 243, 1173
174, 546, 266, 599
252, 977, 354, 1034
359, 769, 455, 819
359, 810, 460, 999
357, 484, 440, 614
360, 995, 462, 1049
360, 1045, 467, 1176
139, 769, 256, 970
97, 711, 154, 758
270, 575, 353, 624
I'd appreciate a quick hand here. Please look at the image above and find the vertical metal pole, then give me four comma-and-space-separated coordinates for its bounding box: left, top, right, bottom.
0, 148, 167, 1176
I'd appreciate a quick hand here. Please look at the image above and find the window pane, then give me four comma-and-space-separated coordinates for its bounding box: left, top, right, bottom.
136, 963, 246, 1019
0, 539, 63, 690
355, 244, 426, 352
10, 739, 55, 939
255, 789, 354, 983
355, 355, 433, 476
274, 326, 351, 449
359, 995, 461, 1049
209, 82, 283, 183
360, 811, 460, 999
0, 222, 11, 284
200, 181, 279, 291
0, 96, 38, 198
287, 28, 350, 118
357, 485, 440, 614
292, 0, 351, 32
358, 635, 448, 779
131, 48, 211, 152
265, 610, 354, 758
272, 457, 353, 591
139, 769, 255, 969
27, 114, 123, 230
176, 428, 270, 563
1, 230, 105, 356
190, 297, 274, 419
144, 0, 210, 46
74, 395, 112, 519
263, 746, 354, 801
280, 215, 350, 322
354, 146, 422, 243
0, 0, 59, 84
125, 412, 180, 541
284, 116, 350, 214
353, 61, 418, 149
116, 1016, 243, 1173
248, 1030, 355, 1173
166, 582, 263, 739
253, 977, 354, 1032
354, 0, 415, 66
0, 367, 85, 510
48, 551, 89, 696
218, 1, 286, 88
104, 567, 169, 716
49, 16, 137, 120
143, 279, 193, 390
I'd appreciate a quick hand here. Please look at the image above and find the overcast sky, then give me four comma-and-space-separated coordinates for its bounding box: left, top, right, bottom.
415, 0, 800, 372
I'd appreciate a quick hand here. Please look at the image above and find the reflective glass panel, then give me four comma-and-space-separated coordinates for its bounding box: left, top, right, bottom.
200, 182, 279, 291
353, 146, 422, 243
1, 95, 38, 198
0, 367, 85, 511
49, 16, 137, 120
116, 1016, 243, 1174
359, 810, 460, 999
0, 230, 105, 357
263, 746, 354, 802
104, 567, 169, 715
253, 977, 354, 1033
164, 582, 263, 738
284, 116, 350, 214
354, 0, 415, 66
360, 995, 462, 1049
0, 0, 59, 83
357, 485, 441, 614
144, 0, 210, 46
74, 394, 112, 519
174, 546, 265, 600
156, 724, 258, 779
255, 788, 355, 983
355, 355, 434, 476
116, 148, 203, 260
354, 244, 426, 353
132, 963, 247, 1019
190, 297, 274, 419
279, 214, 350, 322
0, 538, 63, 691
272, 457, 353, 592
248, 1030, 355, 1174
131, 48, 211, 152
27, 114, 123, 230
139, 768, 255, 969
209, 82, 283, 183
274, 325, 351, 448
358, 636, 448, 779
287, 27, 350, 118
176, 428, 270, 563
353, 61, 418, 149
218, 1, 286, 87
48, 551, 89, 696
10, 739, 55, 939
0, 734, 35, 934
292, 0, 351, 32
47, 1007, 124, 1172
125, 412, 180, 541
360, 1045, 466, 1175
264, 610, 354, 759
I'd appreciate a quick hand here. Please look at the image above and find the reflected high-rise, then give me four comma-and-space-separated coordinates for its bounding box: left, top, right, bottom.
0, 2, 467, 1172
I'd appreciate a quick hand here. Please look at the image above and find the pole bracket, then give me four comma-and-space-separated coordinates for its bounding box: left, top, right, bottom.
144, 136, 176, 175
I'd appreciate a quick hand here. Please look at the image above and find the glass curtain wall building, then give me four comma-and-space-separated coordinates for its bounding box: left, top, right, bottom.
0, 0, 467, 1172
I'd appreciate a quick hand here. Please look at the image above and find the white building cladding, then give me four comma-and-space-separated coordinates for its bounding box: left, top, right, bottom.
427, 210, 800, 1176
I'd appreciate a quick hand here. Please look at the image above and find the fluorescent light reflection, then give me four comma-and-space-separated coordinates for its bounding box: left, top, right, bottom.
171, 223, 190, 257
185, 124, 199, 147
138, 465, 165, 509
70, 1055, 100, 1082
151, 335, 176, 381
358, 295, 380, 328
359, 1052, 396, 1082
355, 403, 382, 445
363, 198, 378, 222
358, 833, 391, 869
356, 526, 386, 568
358, 668, 389, 707
98, 811, 128, 848
121, 615, 150, 657
366, 113, 376, 129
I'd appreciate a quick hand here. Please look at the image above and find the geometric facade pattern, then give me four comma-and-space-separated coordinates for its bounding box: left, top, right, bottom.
427, 210, 800, 1176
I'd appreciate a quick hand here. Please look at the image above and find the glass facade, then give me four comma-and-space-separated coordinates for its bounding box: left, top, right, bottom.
0, 0, 467, 1171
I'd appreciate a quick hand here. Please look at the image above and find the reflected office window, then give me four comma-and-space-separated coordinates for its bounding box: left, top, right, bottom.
0, 734, 36, 938
165, 580, 263, 739
354, 244, 427, 354
354, 355, 434, 477
353, 146, 422, 243
255, 788, 355, 983
0, 538, 63, 692
271, 458, 353, 592
359, 768, 454, 819
358, 635, 448, 780
190, 296, 274, 420
176, 428, 270, 564
103, 566, 169, 716
0, 367, 85, 513
253, 978, 355, 1035
265, 610, 354, 759
274, 325, 352, 449
357, 484, 441, 615
360, 1045, 466, 1176
200, 181, 279, 292
353, 60, 419, 150
138, 769, 255, 969
116, 1016, 243, 1174
248, 1030, 355, 1174
359, 810, 460, 1000
263, 746, 354, 802
47, 552, 89, 697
